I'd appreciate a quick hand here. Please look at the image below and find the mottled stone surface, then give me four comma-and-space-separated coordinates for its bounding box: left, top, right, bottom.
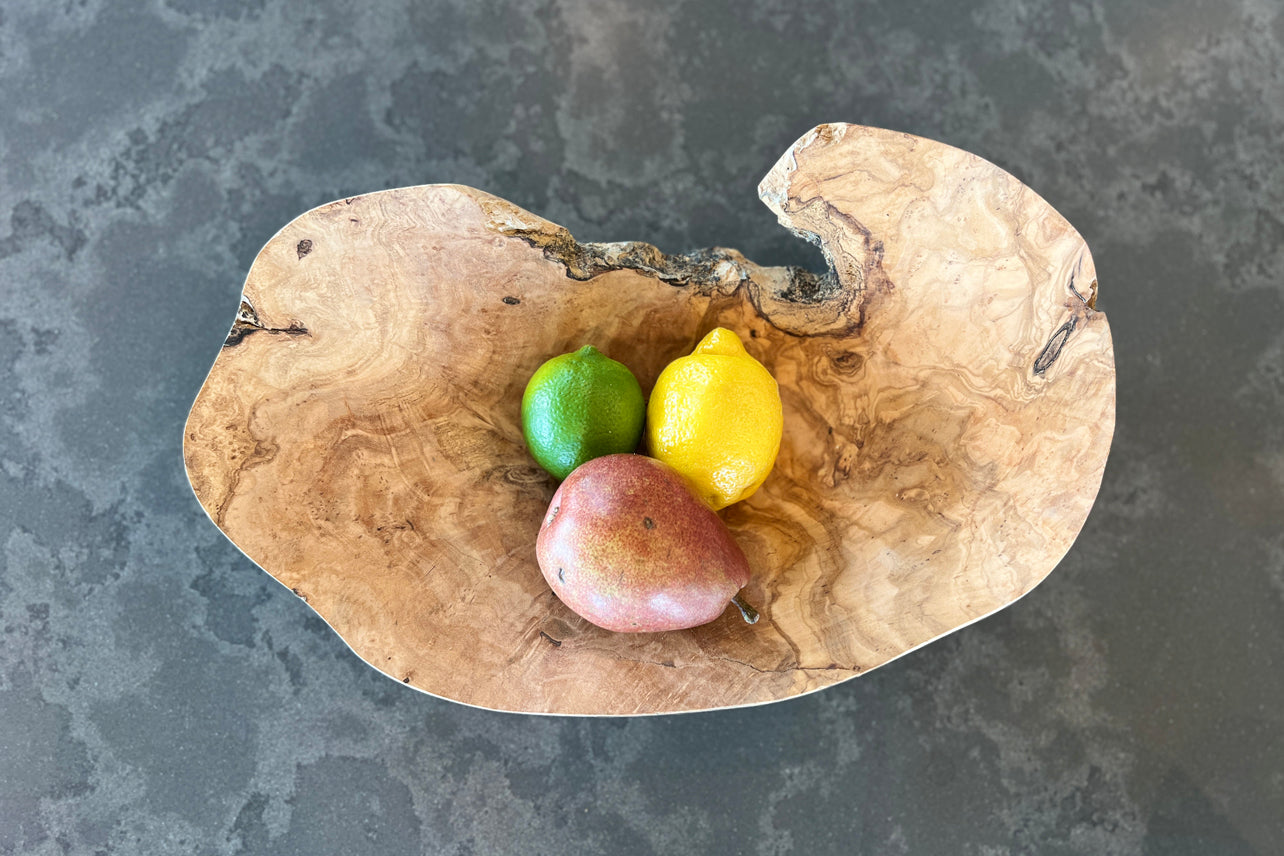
0, 0, 1280, 853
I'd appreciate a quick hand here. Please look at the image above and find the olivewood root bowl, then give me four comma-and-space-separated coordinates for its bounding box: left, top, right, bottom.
184, 124, 1115, 715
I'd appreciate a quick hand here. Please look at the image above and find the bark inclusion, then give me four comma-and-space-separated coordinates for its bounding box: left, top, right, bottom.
223, 297, 310, 347
499, 222, 858, 334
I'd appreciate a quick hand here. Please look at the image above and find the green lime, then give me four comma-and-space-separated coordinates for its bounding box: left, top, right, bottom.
521, 345, 645, 480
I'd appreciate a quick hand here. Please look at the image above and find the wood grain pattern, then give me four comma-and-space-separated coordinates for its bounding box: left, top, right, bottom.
183, 124, 1115, 715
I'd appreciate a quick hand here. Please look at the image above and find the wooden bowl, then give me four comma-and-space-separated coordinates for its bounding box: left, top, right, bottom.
184, 124, 1114, 715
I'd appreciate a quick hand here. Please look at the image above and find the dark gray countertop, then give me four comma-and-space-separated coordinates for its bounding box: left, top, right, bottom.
2, 1, 1281, 853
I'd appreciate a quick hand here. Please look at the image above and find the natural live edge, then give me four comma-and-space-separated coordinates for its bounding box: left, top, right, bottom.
499, 224, 842, 305
496, 222, 870, 339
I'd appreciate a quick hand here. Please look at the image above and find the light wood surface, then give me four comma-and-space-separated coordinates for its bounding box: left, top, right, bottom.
184, 124, 1115, 715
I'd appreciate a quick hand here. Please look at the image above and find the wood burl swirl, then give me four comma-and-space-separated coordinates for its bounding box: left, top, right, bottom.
183, 124, 1115, 714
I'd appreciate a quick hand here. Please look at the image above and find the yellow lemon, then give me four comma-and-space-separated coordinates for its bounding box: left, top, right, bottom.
646, 328, 783, 510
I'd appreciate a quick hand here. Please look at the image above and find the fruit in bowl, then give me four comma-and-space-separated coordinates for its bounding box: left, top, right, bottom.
536, 454, 758, 633
521, 345, 645, 481
521, 326, 780, 634
647, 327, 783, 510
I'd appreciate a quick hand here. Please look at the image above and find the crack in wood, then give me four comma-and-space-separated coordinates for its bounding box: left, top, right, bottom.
1068, 276, 1098, 310
708, 654, 861, 675
223, 297, 311, 347
1033, 316, 1078, 375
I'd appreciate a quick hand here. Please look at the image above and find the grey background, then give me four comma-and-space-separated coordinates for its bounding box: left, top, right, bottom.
1, 0, 1281, 853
